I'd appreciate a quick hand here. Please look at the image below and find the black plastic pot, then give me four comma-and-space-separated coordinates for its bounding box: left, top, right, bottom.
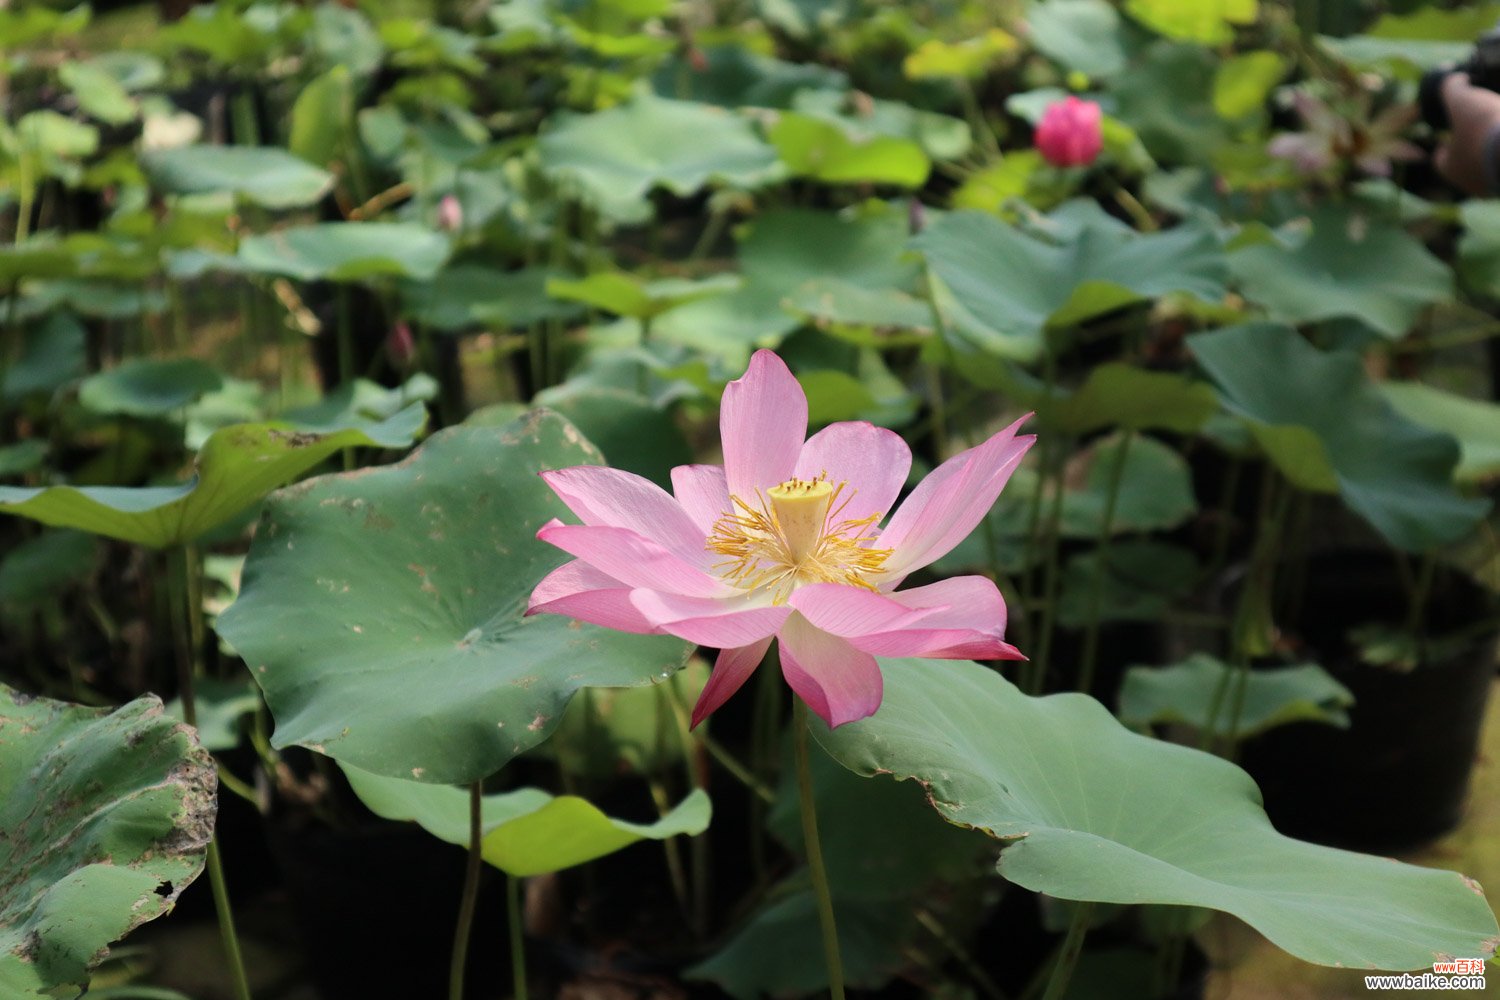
1240, 550, 1500, 853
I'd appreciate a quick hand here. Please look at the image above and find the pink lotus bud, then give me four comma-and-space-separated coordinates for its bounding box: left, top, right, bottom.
387, 321, 416, 368
437, 195, 463, 232
1034, 96, 1103, 169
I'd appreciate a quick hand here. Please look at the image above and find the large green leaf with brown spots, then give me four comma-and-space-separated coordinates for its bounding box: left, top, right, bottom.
0, 687, 215, 996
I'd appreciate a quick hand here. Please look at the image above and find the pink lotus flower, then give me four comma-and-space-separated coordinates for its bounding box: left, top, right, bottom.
1268, 91, 1422, 179
527, 351, 1034, 729
1035, 96, 1103, 168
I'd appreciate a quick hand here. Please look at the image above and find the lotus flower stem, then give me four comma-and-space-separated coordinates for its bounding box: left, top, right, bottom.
230, 89, 261, 147
1109, 179, 1157, 232
749, 663, 783, 886
1205, 455, 1243, 585
1020, 348, 1062, 690
793, 696, 846, 1000
205, 841, 253, 1000
1078, 431, 1135, 695
915, 907, 1006, 1000
664, 675, 719, 936
15, 180, 33, 243
171, 545, 252, 1000
689, 206, 731, 262
448, 781, 483, 1000
647, 770, 694, 930
336, 287, 355, 471
663, 674, 775, 804
920, 264, 959, 462
648, 685, 696, 932
1155, 929, 1189, 998
1040, 901, 1094, 1000
958, 79, 1003, 159
1200, 471, 1293, 753
1027, 447, 1069, 694
508, 875, 529, 1000
1403, 550, 1438, 650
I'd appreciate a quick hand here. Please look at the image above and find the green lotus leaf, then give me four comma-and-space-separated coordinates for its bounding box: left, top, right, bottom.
164, 677, 261, 753
0, 240, 83, 283
3, 313, 86, 404
768, 112, 929, 187
1189, 323, 1490, 550
1229, 206, 1452, 339
281, 374, 438, 431
0, 408, 426, 548
401, 265, 582, 333
288, 67, 356, 171
216, 413, 693, 784
0, 686, 215, 995
654, 206, 922, 361
650, 45, 847, 109
1118, 654, 1354, 737
157, 4, 280, 66
1110, 42, 1232, 164
1056, 540, 1199, 626
1456, 200, 1500, 298
688, 890, 919, 998
1057, 433, 1198, 536
915, 210, 1226, 362
183, 378, 269, 448
58, 60, 136, 125
1213, 50, 1286, 121
16, 110, 98, 165
1124, 0, 1256, 45
530, 383, 692, 487
0, 530, 98, 609
310, 4, 383, 77
790, 90, 971, 161
237, 223, 451, 282
78, 357, 224, 418
814, 657, 1500, 971
780, 279, 932, 337
140, 146, 335, 210
0, 5, 89, 49
1028, 0, 1130, 79
0, 440, 47, 479
343, 764, 709, 876
545, 271, 740, 320
1028, 362, 1219, 435
537, 94, 782, 220
1380, 382, 1500, 483
1323, 6, 1500, 74
91, 52, 165, 93
902, 29, 1018, 80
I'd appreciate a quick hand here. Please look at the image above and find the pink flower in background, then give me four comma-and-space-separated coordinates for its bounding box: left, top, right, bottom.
1268, 91, 1422, 178
1035, 96, 1103, 168
528, 350, 1033, 729
386, 321, 416, 368
437, 194, 463, 232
